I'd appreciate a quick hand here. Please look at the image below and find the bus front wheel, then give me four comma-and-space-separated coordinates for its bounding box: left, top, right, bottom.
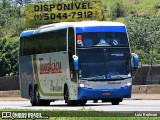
111, 101, 120, 105
111, 99, 122, 105
79, 100, 87, 106
93, 100, 98, 103
64, 86, 74, 106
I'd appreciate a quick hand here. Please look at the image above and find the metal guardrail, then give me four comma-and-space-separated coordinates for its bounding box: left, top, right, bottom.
132, 65, 160, 85
0, 76, 19, 91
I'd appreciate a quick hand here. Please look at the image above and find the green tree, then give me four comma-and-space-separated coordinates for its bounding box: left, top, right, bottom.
0, 0, 24, 76
125, 15, 160, 64
110, 0, 127, 20
0, 0, 10, 9
0, 37, 19, 77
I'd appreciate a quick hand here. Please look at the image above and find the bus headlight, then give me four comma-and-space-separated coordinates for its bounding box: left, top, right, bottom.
126, 82, 132, 86
84, 84, 92, 88
79, 83, 92, 88
79, 83, 85, 87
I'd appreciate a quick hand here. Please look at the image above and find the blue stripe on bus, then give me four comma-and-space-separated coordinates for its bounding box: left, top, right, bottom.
78, 86, 131, 100
76, 26, 126, 34
20, 30, 35, 37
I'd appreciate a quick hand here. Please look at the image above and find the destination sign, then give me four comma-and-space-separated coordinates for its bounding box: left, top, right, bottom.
25, 0, 102, 28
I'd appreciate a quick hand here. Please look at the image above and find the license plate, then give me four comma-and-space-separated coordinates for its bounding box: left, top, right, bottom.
102, 92, 111, 96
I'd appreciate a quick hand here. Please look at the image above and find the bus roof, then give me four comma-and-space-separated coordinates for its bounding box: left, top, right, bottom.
20, 30, 35, 37
20, 21, 126, 37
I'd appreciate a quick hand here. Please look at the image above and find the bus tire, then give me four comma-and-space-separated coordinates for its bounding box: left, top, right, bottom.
79, 100, 87, 106
40, 100, 50, 106
34, 86, 41, 106
30, 86, 50, 106
29, 86, 36, 106
111, 100, 120, 105
93, 100, 98, 103
64, 86, 74, 106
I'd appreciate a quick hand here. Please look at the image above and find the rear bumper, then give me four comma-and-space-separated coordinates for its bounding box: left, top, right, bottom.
78, 86, 132, 100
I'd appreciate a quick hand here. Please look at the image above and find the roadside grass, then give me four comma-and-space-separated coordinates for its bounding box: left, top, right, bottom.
50, 118, 160, 120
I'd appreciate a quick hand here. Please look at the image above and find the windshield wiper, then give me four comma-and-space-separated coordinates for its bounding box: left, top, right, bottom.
81, 76, 106, 81
80, 75, 131, 81
109, 75, 132, 80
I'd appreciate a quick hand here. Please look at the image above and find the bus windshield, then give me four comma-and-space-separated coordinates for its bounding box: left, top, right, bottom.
77, 48, 131, 80
77, 32, 129, 47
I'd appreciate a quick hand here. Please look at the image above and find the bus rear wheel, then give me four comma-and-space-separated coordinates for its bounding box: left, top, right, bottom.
35, 87, 50, 106
34, 86, 41, 106
30, 86, 50, 106
29, 87, 36, 106
39, 100, 50, 106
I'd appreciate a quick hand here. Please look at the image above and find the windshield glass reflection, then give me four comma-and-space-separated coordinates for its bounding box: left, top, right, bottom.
77, 32, 129, 47
78, 48, 131, 80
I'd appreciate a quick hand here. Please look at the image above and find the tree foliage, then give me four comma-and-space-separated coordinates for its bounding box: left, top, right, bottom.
0, 38, 19, 76
125, 15, 160, 64
0, 0, 25, 76
110, 0, 127, 20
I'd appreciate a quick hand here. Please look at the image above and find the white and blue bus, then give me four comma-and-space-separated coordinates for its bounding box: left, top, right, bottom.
19, 21, 138, 106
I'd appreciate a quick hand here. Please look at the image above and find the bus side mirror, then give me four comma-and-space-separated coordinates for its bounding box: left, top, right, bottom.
72, 55, 79, 71
132, 53, 139, 69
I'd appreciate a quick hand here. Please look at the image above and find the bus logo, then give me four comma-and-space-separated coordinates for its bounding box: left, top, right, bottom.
39, 58, 62, 74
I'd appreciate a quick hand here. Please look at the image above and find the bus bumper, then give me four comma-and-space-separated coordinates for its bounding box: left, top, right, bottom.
78, 86, 132, 100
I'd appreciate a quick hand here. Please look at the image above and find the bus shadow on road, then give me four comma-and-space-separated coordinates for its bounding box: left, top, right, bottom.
24, 103, 124, 108
48, 103, 123, 107
23, 101, 125, 107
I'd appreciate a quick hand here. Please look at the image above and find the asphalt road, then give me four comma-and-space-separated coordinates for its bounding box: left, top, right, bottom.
0, 100, 160, 112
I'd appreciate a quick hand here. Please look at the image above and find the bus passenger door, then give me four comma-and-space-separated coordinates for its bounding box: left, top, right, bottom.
68, 28, 78, 100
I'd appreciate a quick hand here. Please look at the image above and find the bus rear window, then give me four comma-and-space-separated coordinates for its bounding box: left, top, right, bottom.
76, 32, 129, 47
